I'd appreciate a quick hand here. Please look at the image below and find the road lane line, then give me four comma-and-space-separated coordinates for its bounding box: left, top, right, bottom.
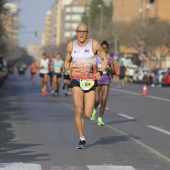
110, 88, 170, 102
106, 124, 170, 164
148, 125, 170, 136
118, 113, 135, 120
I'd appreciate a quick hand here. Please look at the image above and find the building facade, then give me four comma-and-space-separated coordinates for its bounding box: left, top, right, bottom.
113, 0, 170, 22
61, 0, 87, 43
1, 3, 19, 47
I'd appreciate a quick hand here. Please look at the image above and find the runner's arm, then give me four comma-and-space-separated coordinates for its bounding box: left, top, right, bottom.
93, 40, 108, 72
64, 42, 72, 70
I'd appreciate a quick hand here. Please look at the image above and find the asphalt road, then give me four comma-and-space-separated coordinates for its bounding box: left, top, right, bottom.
0, 72, 170, 170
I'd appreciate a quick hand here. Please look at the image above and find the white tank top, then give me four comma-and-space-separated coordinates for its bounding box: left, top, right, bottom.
71, 39, 97, 79
39, 58, 49, 74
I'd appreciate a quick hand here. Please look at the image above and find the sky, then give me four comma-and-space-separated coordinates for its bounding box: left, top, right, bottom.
14, 0, 54, 48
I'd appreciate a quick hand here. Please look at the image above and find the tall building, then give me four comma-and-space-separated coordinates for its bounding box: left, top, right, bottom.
113, 0, 170, 22
61, 0, 87, 43
41, 0, 72, 47
41, 10, 52, 47
1, 3, 19, 46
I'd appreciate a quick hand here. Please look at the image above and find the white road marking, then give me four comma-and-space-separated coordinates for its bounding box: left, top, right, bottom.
98, 105, 109, 110
118, 113, 135, 120
110, 88, 170, 102
87, 165, 136, 170
148, 125, 170, 136
106, 124, 170, 163
0, 163, 41, 170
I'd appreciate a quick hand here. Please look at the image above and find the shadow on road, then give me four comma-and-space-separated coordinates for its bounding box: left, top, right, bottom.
87, 135, 140, 148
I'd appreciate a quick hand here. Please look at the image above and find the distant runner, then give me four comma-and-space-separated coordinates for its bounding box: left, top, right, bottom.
29, 61, 37, 85
38, 52, 49, 96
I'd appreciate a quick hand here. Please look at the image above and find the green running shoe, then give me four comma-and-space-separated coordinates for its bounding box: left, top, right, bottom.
98, 118, 105, 126
90, 109, 96, 120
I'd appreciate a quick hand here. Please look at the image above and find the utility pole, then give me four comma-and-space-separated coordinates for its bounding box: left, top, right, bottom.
142, 0, 146, 27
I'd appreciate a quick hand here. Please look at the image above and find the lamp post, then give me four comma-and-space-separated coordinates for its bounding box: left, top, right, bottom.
97, 4, 103, 36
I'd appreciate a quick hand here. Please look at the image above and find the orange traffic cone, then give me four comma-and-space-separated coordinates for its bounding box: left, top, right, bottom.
142, 84, 148, 96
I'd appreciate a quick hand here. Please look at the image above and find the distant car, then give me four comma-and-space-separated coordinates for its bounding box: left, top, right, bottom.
162, 71, 170, 86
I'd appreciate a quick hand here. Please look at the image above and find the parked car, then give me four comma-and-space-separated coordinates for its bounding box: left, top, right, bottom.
162, 71, 170, 86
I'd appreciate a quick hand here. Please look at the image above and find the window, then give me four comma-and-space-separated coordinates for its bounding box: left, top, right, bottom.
71, 23, 78, 29
72, 15, 81, 21
65, 15, 71, 21
65, 7, 71, 12
65, 32, 71, 38
72, 6, 85, 13
150, 0, 155, 4
149, 0, 155, 8
65, 23, 71, 29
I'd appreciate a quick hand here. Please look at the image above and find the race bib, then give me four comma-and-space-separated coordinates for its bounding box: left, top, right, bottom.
44, 66, 48, 70
55, 68, 61, 73
80, 79, 95, 91
64, 70, 70, 75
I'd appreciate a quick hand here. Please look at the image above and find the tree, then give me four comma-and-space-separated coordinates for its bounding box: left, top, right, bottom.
113, 18, 170, 68
81, 0, 113, 39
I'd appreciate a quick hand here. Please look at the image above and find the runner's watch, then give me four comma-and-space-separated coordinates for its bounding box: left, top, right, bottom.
98, 71, 103, 76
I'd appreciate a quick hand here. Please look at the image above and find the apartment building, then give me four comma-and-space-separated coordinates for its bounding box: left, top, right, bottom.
61, 0, 87, 43
41, 0, 72, 47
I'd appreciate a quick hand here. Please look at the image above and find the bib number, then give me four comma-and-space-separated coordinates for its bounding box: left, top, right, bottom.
44, 66, 48, 70
55, 68, 60, 73
80, 79, 95, 91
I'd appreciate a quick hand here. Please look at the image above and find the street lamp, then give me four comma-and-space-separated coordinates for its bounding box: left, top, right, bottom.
97, 4, 103, 36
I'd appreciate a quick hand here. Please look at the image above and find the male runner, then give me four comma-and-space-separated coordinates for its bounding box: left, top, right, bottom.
38, 52, 49, 96
51, 53, 64, 96
64, 24, 108, 149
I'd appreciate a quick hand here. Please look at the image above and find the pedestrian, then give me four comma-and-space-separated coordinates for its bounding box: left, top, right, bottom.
38, 52, 49, 96
90, 40, 115, 126
64, 24, 108, 149
119, 62, 126, 88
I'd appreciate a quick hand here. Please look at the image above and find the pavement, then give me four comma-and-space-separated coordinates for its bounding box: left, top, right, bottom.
0, 72, 170, 170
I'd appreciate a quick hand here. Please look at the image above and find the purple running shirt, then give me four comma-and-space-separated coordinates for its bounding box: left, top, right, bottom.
96, 55, 113, 85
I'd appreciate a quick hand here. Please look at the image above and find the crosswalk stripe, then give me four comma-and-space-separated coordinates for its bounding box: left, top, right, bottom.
0, 164, 136, 170
0, 163, 41, 170
87, 165, 136, 170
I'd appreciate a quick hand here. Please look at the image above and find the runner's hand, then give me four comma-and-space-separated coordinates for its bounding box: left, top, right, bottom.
94, 72, 101, 80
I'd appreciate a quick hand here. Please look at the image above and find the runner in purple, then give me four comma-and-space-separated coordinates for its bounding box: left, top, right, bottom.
90, 41, 115, 125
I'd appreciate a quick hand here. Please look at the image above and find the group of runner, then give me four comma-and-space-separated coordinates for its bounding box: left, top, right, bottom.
29, 52, 71, 96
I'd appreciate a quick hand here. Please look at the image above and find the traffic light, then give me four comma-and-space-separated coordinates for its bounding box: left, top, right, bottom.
121, 57, 125, 62
34, 31, 38, 37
